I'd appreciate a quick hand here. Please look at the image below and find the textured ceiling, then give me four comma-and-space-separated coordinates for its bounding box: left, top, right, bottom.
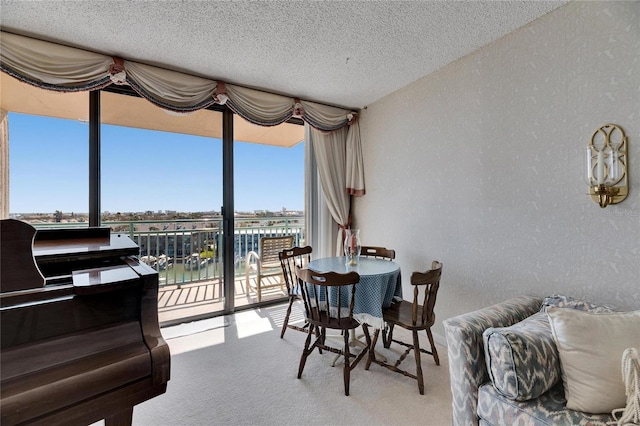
0, 0, 567, 110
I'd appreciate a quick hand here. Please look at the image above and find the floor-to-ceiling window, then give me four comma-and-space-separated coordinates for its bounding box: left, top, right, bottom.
100, 89, 226, 322
8, 113, 89, 223
234, 125, 305, 309
4, 74, 304, 325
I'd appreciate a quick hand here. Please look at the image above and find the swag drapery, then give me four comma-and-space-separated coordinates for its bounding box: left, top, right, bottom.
0, 31, 365, 252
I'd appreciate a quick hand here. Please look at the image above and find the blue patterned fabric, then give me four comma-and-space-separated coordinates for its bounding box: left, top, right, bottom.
540, 294, 617, 313
483, 312, 560, 401
307, 257, 402, 329
443, 295, 543, 426
478, 382, 613, 426
481, 295, 618, 404
444, 294, 620, 426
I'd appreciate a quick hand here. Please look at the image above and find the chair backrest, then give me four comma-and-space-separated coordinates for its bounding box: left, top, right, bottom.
360, 245, 396, 260
295, 266, 360, 330
259, 235, 295, 266
279, 246, 312, 295
410, 260, 443, 326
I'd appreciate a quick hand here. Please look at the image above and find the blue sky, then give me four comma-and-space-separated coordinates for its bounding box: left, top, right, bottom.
8, 113, 304, 214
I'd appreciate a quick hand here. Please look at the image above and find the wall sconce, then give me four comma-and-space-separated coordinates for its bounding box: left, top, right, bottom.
586, 124, 628, 208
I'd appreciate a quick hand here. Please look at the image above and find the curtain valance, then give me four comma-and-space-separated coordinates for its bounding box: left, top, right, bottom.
1, 31, 366, 203
0, 31, 358, 132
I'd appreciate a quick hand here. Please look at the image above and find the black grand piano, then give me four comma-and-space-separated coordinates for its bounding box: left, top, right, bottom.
0, 219, 170, 426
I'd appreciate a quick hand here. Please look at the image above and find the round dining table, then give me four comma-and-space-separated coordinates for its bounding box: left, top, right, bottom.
307, 256, 402, 330
307, 256, 403, 365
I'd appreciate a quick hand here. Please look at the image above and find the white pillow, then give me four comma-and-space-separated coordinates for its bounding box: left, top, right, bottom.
547, 307, 640, 414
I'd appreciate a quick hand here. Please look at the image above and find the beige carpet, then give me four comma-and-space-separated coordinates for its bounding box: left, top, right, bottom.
131, 303, 453, 426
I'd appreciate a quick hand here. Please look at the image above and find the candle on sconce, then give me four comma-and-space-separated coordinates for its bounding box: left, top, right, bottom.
596, 150, 605, 184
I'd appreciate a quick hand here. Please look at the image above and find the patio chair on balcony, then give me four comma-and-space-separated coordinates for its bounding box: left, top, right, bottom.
245, 235, 295, 302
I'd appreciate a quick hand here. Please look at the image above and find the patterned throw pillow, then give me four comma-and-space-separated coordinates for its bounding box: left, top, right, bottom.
483, 294, 618, 402
540, 294, 617, 314
483, 312, 559, 401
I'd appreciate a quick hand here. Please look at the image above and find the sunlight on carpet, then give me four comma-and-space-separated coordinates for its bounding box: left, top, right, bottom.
234, 308, 276, 338
94, 302, 453, 425
161, 303, 308, 355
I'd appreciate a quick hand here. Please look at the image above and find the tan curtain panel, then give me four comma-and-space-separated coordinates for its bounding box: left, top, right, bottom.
346, 121, 365, 196
309, 125, 352, 255
0, 109, 9, 219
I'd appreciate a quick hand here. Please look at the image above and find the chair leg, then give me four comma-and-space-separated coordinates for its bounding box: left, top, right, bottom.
361, 324, 372, 362
413, 330, 424, 395
365, 328, 380, 370
298, 324, 315, 379
343, 330, 351, 396
257, 277, 262, 302
383, 323, 395, 348
426, 328, 440, 365
281, 297, 295, 338
245, 268, 253, 296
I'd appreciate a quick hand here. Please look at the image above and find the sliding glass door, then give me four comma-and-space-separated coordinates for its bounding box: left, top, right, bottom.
100, 90, 225, 323
5, 76, 305, 325
233, 119, 305, 309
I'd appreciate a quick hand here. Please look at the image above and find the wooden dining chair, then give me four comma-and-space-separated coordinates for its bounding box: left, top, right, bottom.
365, 260, 442, 395
278, 245, 313, 338
295, 266, 372, 396
360, 245, 396, 261
353, 245, 395, 352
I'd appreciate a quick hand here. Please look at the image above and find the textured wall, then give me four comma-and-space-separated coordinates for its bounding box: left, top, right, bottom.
354, 1, 639, 341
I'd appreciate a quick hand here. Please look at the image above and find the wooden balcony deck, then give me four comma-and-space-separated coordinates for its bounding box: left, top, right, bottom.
158, 275, 288, 325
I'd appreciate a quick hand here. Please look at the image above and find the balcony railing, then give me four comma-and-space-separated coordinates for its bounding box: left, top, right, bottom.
31, 216, 304, 288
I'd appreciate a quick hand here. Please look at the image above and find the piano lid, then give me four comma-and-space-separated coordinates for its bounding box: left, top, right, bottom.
1, 219, 46, 292
34, 228, 139, 263
1, 219, 140, 293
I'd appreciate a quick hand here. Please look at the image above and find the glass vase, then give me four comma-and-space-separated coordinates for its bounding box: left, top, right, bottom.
343, 229, 361, 266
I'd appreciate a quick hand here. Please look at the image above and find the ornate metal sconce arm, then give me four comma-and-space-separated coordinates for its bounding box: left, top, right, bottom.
586, 124, 628, 208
